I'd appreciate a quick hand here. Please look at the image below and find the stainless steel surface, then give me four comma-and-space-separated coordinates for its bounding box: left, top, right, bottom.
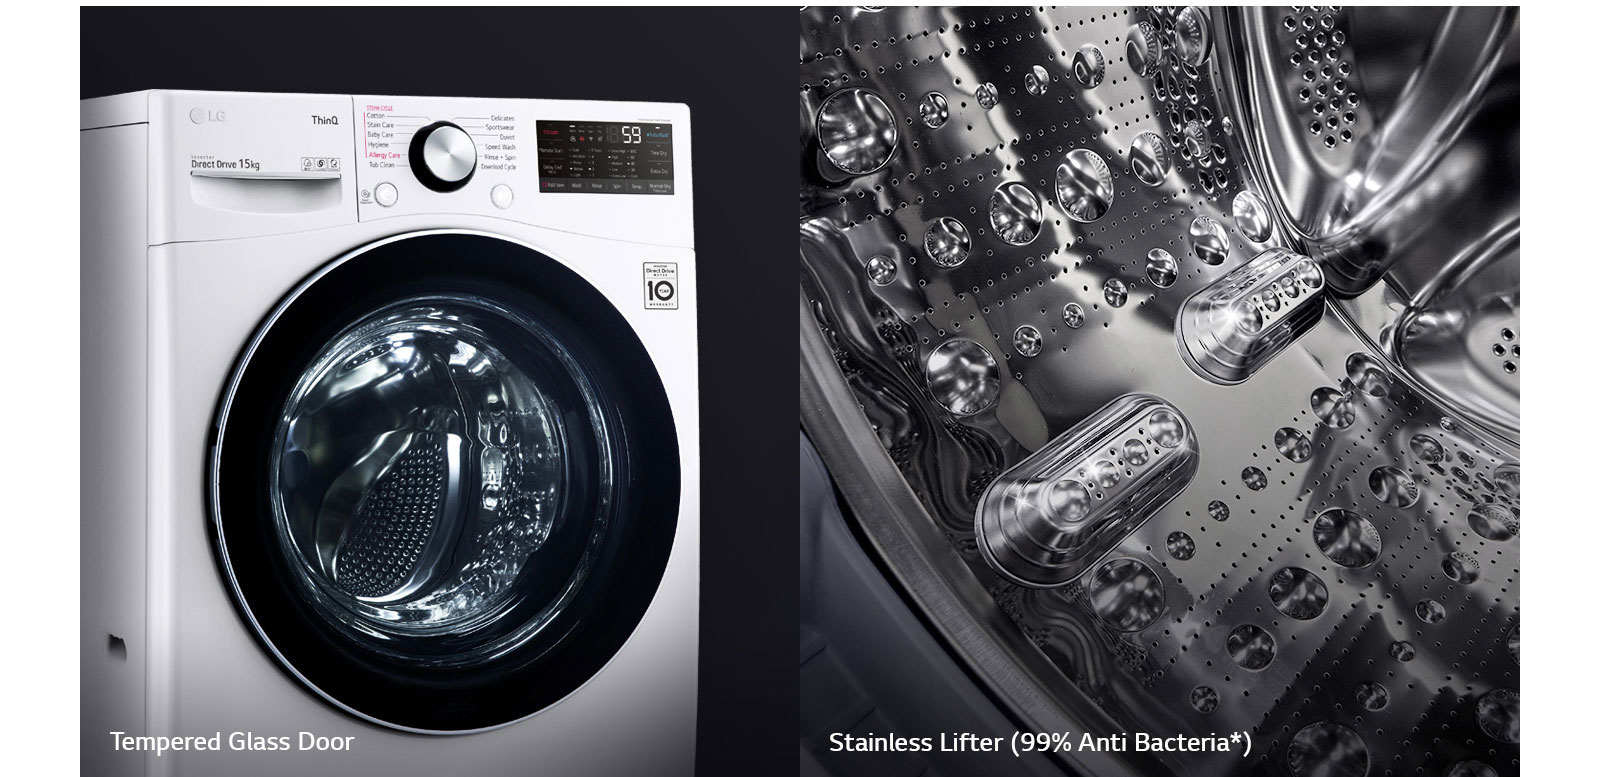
977, 394, 1198, 589
818, 87, 900, 177
322, 426, 457, 600
419, 123, 478, 183
1340, 220, 1521, 443
800, 7, 1518, 776
1212, 6, 1518, 296
1177, 247, 1326, 384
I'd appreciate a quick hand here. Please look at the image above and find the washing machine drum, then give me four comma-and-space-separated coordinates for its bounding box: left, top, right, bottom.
212, 232, 680, 732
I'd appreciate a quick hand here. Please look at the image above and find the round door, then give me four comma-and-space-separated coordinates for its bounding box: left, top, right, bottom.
210, 231, 680, 732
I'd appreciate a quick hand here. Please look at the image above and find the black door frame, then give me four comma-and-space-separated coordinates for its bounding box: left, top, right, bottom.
209, 230, 680, 733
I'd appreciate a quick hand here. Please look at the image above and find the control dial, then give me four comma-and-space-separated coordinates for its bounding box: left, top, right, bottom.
409, 121, 477, 192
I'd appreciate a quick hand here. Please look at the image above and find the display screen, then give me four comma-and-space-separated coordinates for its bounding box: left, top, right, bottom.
536, 121, 674, 195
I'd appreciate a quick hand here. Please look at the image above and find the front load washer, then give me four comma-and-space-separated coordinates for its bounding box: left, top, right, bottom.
82, 90, 698, 776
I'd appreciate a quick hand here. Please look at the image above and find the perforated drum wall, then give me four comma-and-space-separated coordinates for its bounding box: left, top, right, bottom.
800, 7, 1519, 776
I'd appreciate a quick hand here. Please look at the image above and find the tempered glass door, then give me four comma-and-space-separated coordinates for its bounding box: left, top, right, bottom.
210, 231, 679, 732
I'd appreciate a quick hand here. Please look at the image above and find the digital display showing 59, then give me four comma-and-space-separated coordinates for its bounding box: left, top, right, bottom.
536, 120, 674, 195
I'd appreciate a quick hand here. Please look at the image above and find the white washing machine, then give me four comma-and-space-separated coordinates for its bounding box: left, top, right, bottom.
81, 90, 698, 776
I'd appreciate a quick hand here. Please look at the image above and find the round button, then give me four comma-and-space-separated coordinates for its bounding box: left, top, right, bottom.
421, 126, 475, 182
408, 122, 477, 192
490, 184, 514, 210
374, 182, 398, 207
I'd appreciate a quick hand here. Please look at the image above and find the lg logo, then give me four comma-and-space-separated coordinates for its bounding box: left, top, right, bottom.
189, 107, 226, 124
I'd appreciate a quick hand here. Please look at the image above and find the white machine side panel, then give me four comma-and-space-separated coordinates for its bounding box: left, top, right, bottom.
81, 123, 150, 773
148, 91, 359, 245
81, 90, 151, 130
353, 96, 694, 248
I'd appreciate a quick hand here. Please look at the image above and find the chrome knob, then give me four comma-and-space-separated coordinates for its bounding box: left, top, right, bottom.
409, 122, 476, 192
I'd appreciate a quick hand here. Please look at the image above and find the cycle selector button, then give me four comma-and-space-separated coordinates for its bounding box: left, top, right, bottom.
409, 121, 476, 192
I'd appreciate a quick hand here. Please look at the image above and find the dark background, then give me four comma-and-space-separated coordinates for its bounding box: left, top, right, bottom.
82, 7, 796, 776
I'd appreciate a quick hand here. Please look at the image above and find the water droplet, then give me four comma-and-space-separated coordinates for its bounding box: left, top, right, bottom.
989, 182, 1043, 245
1088, 558, 1166, 632
1467, 502, 1518, 541
1269, 567, 1329, 620
1189, 216, 1230, 265
1208, 499, 1230, 521
1443, 551, 1480, 584
1227, 623, 1276, 670
1124, 439, 1149, 466
1062, 302, 1086, 329
1190, 685, 1219, 713
1146, 249, 1178, 288
1025, 64, 1050, 96
1174, 6, 1214, 67
925, 339, 1000, 416
1072, 44, 1106, 88
918, 91, 949, 129
1345, 353, 1392, 396
1310, 386, 1356, 429
1287, 722, 1368, 777
1056, 149, 1115, 222
1232, 191, 1273, 241
1475, 689, 1520, 743
1130, 131, 1172, 186
1369, 466, 1419, 508
1013, 325, 1043, 357
975, 82, 999, 110
866, 255, 896, 285
924, 217, 972, 268
1148, 410, 1186, 448
1416, 599, 1447, 624
1409, 433, 1444, 463
1446, 761, 1498, 777
1242, 466, 1267, 490
1167, 531, 1196, 560
816, 87, 898, 175
1103, 278, 1128, 307
1390, 640, 1416, 661
1275, 427, 1313, 462
1126, 21, 1165, 77
1313, 508, 1382, 568
1492, 462, 1519, 508
1182, 120, 1214, 159
1355, 681, 1389, 711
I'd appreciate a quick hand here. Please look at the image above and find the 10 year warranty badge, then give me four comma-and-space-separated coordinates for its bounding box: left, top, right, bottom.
644, 263, 678, 310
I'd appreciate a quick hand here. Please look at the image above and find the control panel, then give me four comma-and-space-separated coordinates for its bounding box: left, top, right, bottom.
124, 92, 693, 248
354, 95, 693, 248
535, 120, 674, 194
